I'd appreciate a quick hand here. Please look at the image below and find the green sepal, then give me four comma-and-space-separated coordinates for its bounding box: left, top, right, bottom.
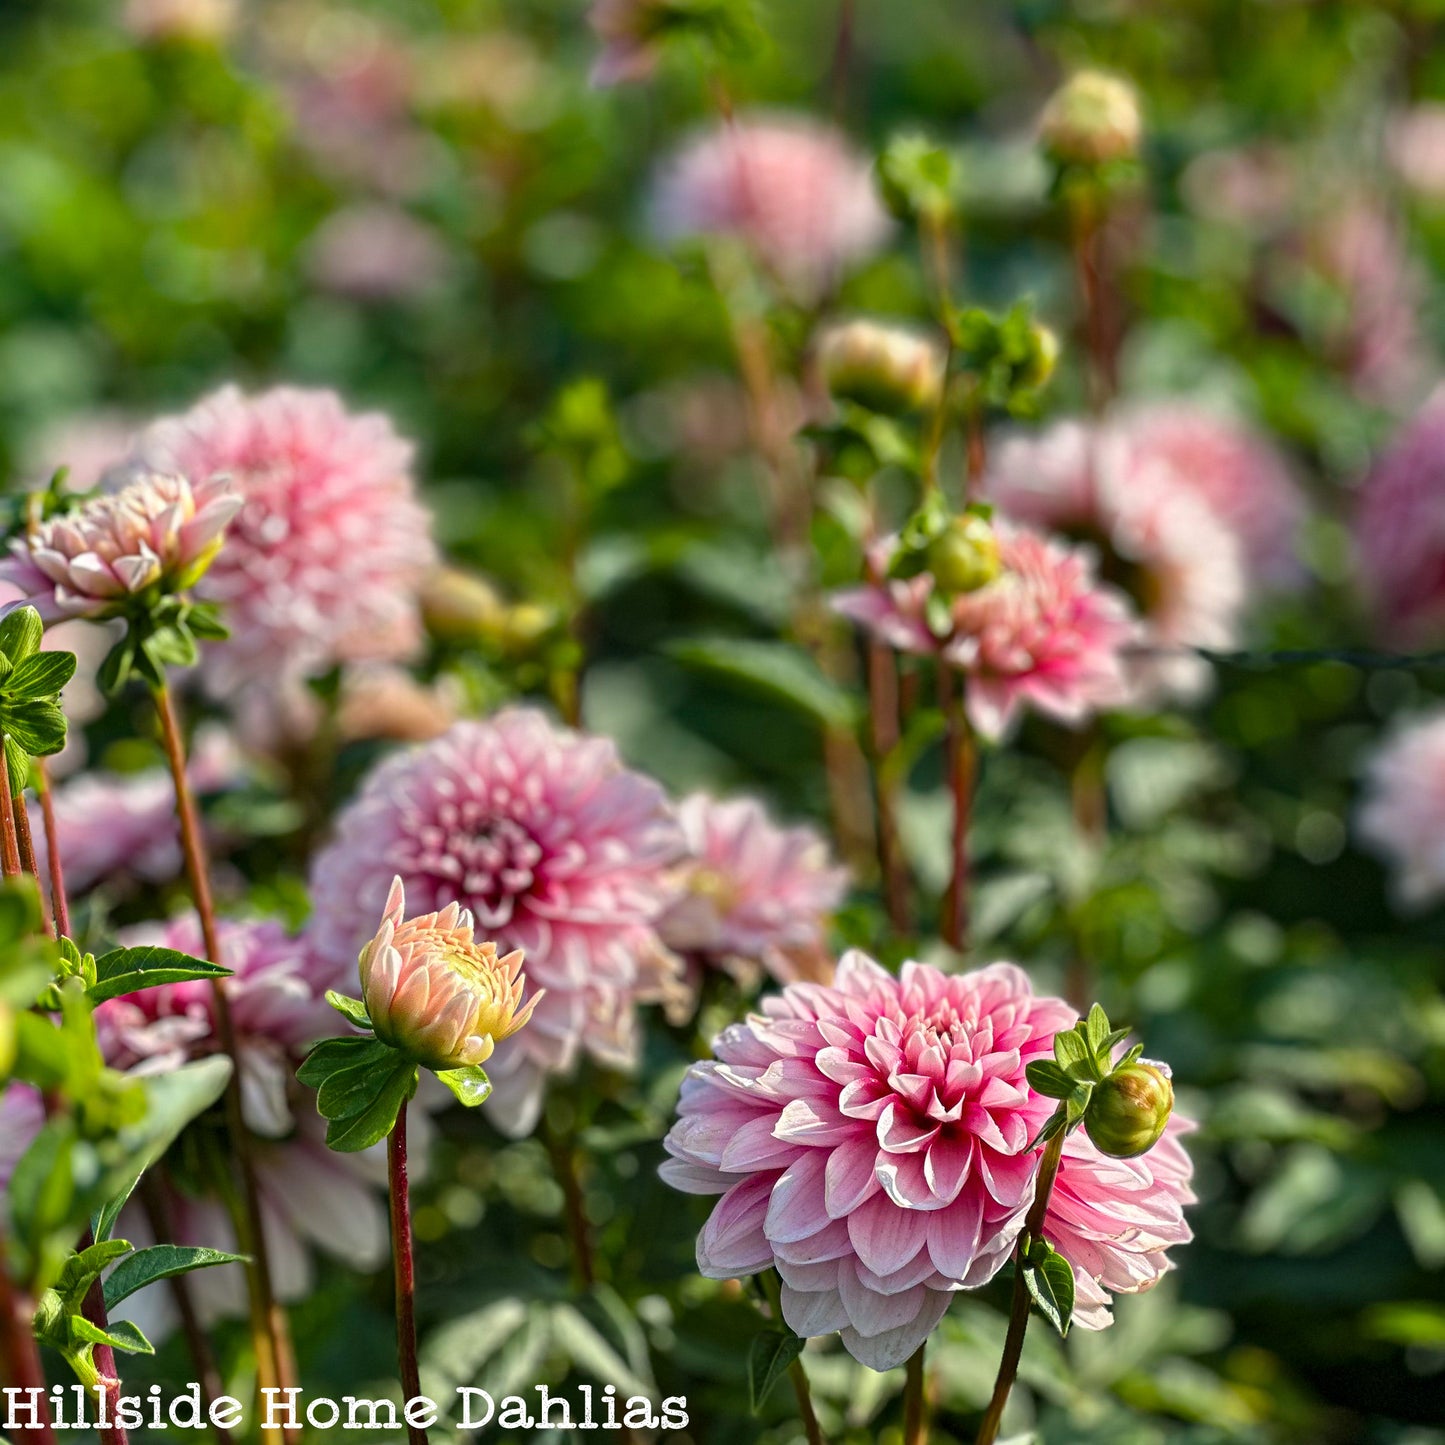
324, 990, 373, 1031
0, 606, 45, 663
436, 1064, 492, 1108
323, 1055, 418, 1153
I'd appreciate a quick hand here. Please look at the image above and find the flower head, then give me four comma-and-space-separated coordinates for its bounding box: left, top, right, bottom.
818, 319, 945, 416
1043, 1114, 1195, 1330
1085, 1059, 1174, 1158
1357, 709, 1445, 907
359, 876, 541, 1071
117, 385, 435, 690
834, 522, 1140, 740
651, 114, 891, 300
308, 708, 686, 1135
1038, 70, 1142, 167
660, 953, 1075, 1370
0, 472, 240, 624
659, 794, 848, 982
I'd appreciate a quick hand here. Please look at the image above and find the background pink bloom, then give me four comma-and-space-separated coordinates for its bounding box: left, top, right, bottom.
308, 708, 686, 1136
587, 0, 661, 86
660, 953, 1075, 1370
1356, 387, 1445, 643
0, 1085, 45, 1194
92, 915, 389, 1331
985, 418, 1248, 704
833, 523, 1141, 740
1045, 1113, 1196, 1330
119, 385, 436, 691
650, 114, 891, 299
304, 204, 453, 302
1356, 710, 1445, 908
658, 794, 848, 983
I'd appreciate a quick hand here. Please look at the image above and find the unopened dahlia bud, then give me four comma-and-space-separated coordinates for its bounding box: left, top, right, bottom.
420, 567, 507, 643
1085, 1058, 1174, 1158
1020, 323, 1060, 392
358, 876, 543, 1072
927, 513, 1001, 596
819, 318, 946, 416
1039, 71, 1142, 168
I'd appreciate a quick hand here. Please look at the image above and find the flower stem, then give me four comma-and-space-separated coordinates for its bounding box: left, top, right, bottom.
544, 1115, 597, 1291
759, 1271, 826, 1445
151, 681, 295, 1441
938, 667, 974, 953
388, 1099, 428, 1445
1069, 194, 1115, 412
903, 1342, 928, 1445
974, 1130, 1067, 1445
0, 1224, 56, 1445
35, 761, 71, 939
11, 791, 52, 936
77, 1229, 129, 1445
0, 764, 22, 878
867, 639, 910, 932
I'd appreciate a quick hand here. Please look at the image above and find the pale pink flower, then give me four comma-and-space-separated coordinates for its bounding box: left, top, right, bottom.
22, 411, 137, 493
659, 794, 848, 983
1357, 387, 1445, 642
1180, 144, 1298, 231
92, 915, 389, 1329
0, 471, 240, 623
119, 385, 436, 690
26, 727, 241, 897
1044, 1114, 1196, 1330
0, 1085, 45, 1194
359, 876, 541, 1071
651, 115, 891, 299
587, 0, 662, 85
308, 708, 686, 1136
833, 522, 1141, 740
985, 418, 1248, 704
1388, 104, 1445, 200
304, 205, 452, 302
1357, 710, 1445, 907
660, 953, 1075, 1370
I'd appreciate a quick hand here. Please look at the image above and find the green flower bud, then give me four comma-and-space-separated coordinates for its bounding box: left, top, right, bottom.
927, 514, 1001, 596
1020, 323, 1060, 392
1039, 70, 1142, 168
819, 319, 946, 416
0, 1001, 14, 1079
1085, 1059, 1174, 1158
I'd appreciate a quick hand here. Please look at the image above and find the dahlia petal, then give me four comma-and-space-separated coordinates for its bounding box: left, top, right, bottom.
846, 1194, 927, 1278
763, 1152, 830, 1244
781, 1283, 851, 1338
824, 1137, 882, 1217
697, 1174, 776, 1278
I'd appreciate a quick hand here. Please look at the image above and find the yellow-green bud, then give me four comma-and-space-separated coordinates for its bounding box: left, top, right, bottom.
1039, 70, 1142, 168
927, 515, 1001, 596
818, 319, 946, 416
1085, 1060, 1174, 1158
0, 1001, 14, 1079
1021, 323, 1060, 392
421, 567, 507, 644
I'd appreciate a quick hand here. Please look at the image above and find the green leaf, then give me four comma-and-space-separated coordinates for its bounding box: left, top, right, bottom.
57, 1239, 134, 1306
1025, 1109, 1067, 1152
1053, 1026, 1091, 1076
668, 638, 860, 731
88, 946, 231, 1003
8, 1120, 77, 1270
6, 651, 76, 699
103, 1245, 247, 1311
98, 634, 136, 697
1085, 1002, 1109, 1052
4, 698, 68, 756
297, 1035, 393, 1092
1024, 1060, 1075, 1100
313, 1041, 405, 1120
0, 875, 43, 946
92, 1174, 144, 1245
1023, 1238, 1075, 1336
748, 1327, 804, 1413
0, 606, 44, 663
436, 1065, 492, 1108
323, 1056, 417, 1152
324, 990, 373, 1031
69, 1316, 154, 1357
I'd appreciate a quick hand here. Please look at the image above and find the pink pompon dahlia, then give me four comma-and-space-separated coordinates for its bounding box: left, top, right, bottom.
359, 876, 541, 1071
116, 385, 436, 690
0, 471, 240, 624
833, 522, 1141, 740
1357, 387, 1445, 643
1044, 1114, 1196, 1330
659, 794, 848, 984
93, 915, 388, 1329
985, 417, 1248, 705
1357, 710, 1445, 907
660, 953, 1075, 1370
650, 114, 891, 299
308, 708, 686, 1136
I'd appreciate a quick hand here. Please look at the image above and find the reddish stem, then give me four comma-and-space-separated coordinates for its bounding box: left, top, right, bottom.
388, 1100, 428, 1445
0, 1236, 56, 1444
0, 769, 22, 878
1071, 197, 1115, 411
938, 668, 974, 952
152, 682, 296, 1440
12, 794, 52, 936
36, 761, 71, 939
77, 1230, 129, 1445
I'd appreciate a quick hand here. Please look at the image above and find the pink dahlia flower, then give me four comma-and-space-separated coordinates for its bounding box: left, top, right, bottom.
0, 471, 240, 624
308, 708, 686, 1136
22, 410, 136, 494
1357, 710, 1445, 907
1357, 388, 1445, 642
651, 115, 891, 300
93, 915, 389, 1329
660, 953, 1075, 1370
833, 522, 1141, 740
1044, 1114, 1196, 1330
118, 385, 435, 690
659, 794, 848, 984
985, 418, 1248, 704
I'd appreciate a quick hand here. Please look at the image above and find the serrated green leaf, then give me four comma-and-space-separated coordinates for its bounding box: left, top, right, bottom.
1023, 1240, 1075, 1336
6, 651, 76, 699
313, 1041, 405, 1121
70, 1315, 154, 1356
748, 1328, 804, 1413
88, 946, 231, 1004
323, 1056, 417, 1152
297, 1035, 393, 1092
324, 990, 373, 1031
436, 1065, 492, 1108
103, 1245, 247, 1311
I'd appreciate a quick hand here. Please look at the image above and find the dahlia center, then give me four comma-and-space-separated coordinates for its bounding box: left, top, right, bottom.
446, 816, 544, 928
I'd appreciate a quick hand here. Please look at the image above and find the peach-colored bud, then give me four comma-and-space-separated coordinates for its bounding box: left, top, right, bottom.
1039, 70, 1142, 168
358, 876, 543, 1072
